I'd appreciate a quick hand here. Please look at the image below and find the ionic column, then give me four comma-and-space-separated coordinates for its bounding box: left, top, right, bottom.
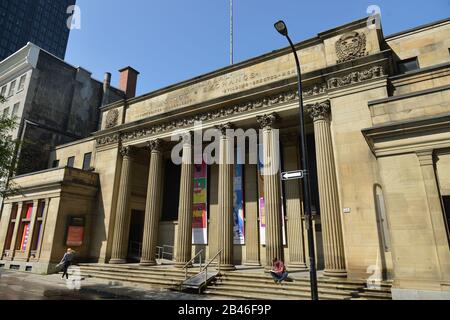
417, 151, 450, 279
175, 134, 194, 267
244, 163, 261, 266
307, 101, 347, 278
110, 146, 135, 264
140, 139, 165, 266
257, 113, 284, 270
8, 202, 23, 260
281, 135, 307, 269
217, 123, 235, 271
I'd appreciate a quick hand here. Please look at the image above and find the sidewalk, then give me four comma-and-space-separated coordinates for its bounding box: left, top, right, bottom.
0, 268, 231, 300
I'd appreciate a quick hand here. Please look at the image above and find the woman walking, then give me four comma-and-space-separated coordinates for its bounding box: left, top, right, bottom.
59, 248, 75, 279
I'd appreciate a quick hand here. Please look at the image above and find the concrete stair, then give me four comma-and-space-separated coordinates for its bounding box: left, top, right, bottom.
75, 264, 392, 300
76, 264, 198, 289
205, 272, 392, 300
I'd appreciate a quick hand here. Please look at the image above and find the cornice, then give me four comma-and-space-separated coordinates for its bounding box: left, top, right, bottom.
97, 62, 388, 147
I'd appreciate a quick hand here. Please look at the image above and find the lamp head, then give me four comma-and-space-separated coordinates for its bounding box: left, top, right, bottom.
274, 20, 288, 36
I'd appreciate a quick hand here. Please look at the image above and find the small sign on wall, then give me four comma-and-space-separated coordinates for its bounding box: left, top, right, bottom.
66, 226, 84, 247
66, 216, 85, 247
343, 208, 351, 214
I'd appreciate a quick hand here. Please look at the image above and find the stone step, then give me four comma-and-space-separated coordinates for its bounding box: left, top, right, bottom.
210, 283, 355, 298
80, 269, 187, 282
212, 280, 391, 299
217, 277, 392, 295
224, 272, 390, 287
79, 270, 181, 288
214, 279, 361, 293
221, 273, 392, 291
75, 264, 392, 300
217, 277, 363, 290
78, 265, 198, 278
78, 263, 189, 272
204, 287, 345, 300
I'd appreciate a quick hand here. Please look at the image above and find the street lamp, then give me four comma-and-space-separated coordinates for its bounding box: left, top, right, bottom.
274, 20, 319, 300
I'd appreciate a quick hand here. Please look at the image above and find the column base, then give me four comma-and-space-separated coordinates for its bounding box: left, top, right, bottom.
220, 264, 236, 271
264, 265, 273, 272
287, 262, 308, 270
244, 261, 261, 267
140, 260, 157, 266
109, 258, 127, 265
324, 269, 347, 278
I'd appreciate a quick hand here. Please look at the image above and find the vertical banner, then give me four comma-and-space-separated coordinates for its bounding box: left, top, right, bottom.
193, 162, 208, 244
257, 147, 286, 246
20, 204, 33, 251
233, 164, 245, 244
257, 158, 266, 245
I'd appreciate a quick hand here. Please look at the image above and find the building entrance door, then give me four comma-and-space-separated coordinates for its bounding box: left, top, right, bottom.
128, 210, 144, 262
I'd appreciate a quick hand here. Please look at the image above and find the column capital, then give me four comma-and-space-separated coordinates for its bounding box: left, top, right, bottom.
416, 150, 435, 166
215, 123, 234, 136
306, 100, 331, 122
146, 139, 166, 153
119, 145, 136, 158
257, 113, 280, 130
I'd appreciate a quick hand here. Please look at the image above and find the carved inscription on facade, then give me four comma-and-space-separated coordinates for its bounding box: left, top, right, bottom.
127, 57, 300, 123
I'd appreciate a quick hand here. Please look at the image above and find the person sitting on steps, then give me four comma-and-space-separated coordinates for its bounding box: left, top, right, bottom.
270, 258, 289, 284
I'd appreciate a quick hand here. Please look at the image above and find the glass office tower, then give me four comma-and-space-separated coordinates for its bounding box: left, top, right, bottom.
0, 0, 76, 60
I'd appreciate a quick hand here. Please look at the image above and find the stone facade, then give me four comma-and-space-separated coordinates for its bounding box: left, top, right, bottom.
0, 43, 125, 176
1, 17, 450, 299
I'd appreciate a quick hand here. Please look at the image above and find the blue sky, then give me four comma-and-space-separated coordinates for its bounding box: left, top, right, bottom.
65, 0, 450, 96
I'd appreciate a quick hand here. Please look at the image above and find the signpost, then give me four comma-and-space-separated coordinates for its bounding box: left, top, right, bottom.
281, 170, 305, 181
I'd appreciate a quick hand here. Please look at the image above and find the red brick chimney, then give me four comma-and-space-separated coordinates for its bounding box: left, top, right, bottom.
119, 66, 140, 99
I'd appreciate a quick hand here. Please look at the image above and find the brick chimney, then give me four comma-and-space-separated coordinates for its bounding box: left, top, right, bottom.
119, 66, 140, 99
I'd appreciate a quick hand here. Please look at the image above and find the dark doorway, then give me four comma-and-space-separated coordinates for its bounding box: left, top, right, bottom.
128, 210, 144, 262
161, 160, 181, 221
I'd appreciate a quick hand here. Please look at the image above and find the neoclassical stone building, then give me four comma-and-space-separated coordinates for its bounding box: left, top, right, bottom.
0, 16, 449, 299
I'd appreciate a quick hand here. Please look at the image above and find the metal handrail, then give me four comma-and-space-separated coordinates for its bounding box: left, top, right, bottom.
201, 249, 223, 289
156, 245, 175, 261
182, 249, 204, 280
162, 245, 174, 260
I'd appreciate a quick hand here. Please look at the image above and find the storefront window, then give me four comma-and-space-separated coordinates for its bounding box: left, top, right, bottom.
4, 204, 18, 251
31, 200, 46, 252
16, 203, 33, 251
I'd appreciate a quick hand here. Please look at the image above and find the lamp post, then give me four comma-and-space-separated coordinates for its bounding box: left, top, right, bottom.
274, 20, 319, 300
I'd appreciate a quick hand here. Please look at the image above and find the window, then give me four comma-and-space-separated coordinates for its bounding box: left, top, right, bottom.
0, 85, 6, 97
397, 57, 419, 74
4, 204, 18, 253
67, 156, 75, 168
12, 102, 19, 117
30, 201, 46, 253
7, 80, 16, 97
52, 160, 60, 168
16, 203, 33, 251
18, 75, 26, 91
82, 153, 92, 171
2, 107, 10, 118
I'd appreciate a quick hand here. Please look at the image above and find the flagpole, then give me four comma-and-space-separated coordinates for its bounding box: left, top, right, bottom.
230, 0, 234, 65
